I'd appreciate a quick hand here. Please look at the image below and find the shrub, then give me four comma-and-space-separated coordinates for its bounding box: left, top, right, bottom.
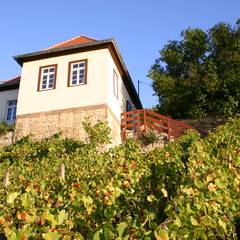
140, 130, 158, 145
0, 123, 13, 136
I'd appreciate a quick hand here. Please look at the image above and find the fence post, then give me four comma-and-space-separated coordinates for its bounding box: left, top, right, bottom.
143, 110, 147, 133
137, 110, 141, 140
167, 119, 171, 141
170, 136, 175, 142
3, 170, 10, 187
59, 164, 65, 181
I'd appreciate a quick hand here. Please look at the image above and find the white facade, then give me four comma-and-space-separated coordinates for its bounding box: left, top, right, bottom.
17, 49, 109, 115
0, 89, 18, 123
107, 51, 134, 122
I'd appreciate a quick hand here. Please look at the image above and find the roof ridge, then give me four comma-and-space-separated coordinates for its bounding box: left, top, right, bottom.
1, 75, 21, 83
44, 34, 97, 50
79, 34, 97, 41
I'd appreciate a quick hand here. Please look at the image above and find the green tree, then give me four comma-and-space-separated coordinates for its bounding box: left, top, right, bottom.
149, 19, 240, 118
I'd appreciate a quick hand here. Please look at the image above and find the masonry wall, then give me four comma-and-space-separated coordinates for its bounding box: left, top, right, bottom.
15, 104, 108, 142
0, 132, 13, 146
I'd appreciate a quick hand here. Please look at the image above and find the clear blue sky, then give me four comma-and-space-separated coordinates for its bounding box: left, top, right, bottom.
0, 0, 239, 108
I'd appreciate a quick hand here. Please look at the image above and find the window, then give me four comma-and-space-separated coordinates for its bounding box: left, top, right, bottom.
126, 100, 132, 111
68, 59, 87, 86
5, 100, 17, 123
113, 70, 118, 98
38, 65, 57, 91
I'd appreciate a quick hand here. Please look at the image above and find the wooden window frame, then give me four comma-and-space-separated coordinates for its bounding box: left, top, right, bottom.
37, 64, 57, 91
113, 69, 118, 99
68, 59, 88, 87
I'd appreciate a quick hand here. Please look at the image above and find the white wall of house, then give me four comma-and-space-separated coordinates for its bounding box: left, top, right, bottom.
0, 89, 18, 122
17, 49, 109, 115
107, 51, 135, 122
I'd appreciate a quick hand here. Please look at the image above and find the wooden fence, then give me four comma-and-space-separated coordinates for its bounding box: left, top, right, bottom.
121, 109, 192, 141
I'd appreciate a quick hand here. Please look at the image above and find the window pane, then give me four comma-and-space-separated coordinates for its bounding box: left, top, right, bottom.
7, 108, 12, 121
79, 74, 84, 79
13, 107, 17, 120
79, 69, 84, 74
72, 80, 77, 85
72, 75, 77, 80
43, 75, 47, 80
48, 83, 53, 88
72, 70, 77, 75
49, 67, 55, 72
42, 84, 46, 89
43, 69, 48, 73
73, 64, 78, 69
79, 63, 85, 68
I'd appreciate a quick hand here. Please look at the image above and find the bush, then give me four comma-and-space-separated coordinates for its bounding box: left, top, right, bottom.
0, 118, 239, 239
140, 131, 158, 145
0, 123, 13, 136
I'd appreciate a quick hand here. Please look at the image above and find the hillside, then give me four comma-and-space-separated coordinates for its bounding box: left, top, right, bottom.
0, 118, 239, 239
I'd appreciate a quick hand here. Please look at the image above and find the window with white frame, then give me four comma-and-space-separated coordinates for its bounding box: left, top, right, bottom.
38, 65, 57, 91
5, 100, 17, 123
113, 69, 118, 98
68, 59, 87, 86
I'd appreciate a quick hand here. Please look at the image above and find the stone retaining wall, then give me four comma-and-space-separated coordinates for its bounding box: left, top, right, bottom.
0, 132, 13, 146
14, 104, 110, 142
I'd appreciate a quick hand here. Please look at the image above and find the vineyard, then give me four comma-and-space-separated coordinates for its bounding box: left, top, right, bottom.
0, 118, 239, 240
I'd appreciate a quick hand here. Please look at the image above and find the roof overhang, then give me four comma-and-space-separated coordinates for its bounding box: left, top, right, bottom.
13, 39, 142, 109
0, 76, 20, 92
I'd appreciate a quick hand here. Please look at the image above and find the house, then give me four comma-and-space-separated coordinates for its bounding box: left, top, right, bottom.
0, 35, 142, 144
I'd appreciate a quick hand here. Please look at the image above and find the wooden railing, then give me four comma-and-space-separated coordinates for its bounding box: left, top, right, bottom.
121, 109, 192, 141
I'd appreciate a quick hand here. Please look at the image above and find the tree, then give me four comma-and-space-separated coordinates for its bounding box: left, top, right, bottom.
148, 19, 240, 118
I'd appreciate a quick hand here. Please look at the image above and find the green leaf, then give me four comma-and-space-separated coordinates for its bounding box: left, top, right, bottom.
190, 216, 198, 226
154, 229, 169, 240
9, 232, 17, 240
147, 194, 156, 202
42, 232, 61, 240
7, 192, 19, 204
117, 222, 128, 237
57, 210, 67, 225
93, 230, 101, 240
218, 219, 227, 231
175, 216, 182, 227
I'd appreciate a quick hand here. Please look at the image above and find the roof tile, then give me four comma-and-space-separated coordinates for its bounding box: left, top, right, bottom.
45, 35, 96, 50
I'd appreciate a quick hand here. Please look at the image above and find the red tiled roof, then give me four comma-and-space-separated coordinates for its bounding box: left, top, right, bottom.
45, 35, 97, 50
0, 75, 20, 85
0, 75, 20, 91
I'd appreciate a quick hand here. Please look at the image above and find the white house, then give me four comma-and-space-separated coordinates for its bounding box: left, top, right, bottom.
0, 35, 142, 144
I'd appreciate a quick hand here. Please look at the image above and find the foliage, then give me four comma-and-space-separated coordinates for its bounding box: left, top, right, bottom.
140, 131, 158, 145
148, 19, 240, 118
82, 118, 111, 145
0, 123, 13, 136
0, 118, 239, 239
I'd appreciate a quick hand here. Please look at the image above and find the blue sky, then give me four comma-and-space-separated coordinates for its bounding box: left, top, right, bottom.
0, 0, 239, 108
